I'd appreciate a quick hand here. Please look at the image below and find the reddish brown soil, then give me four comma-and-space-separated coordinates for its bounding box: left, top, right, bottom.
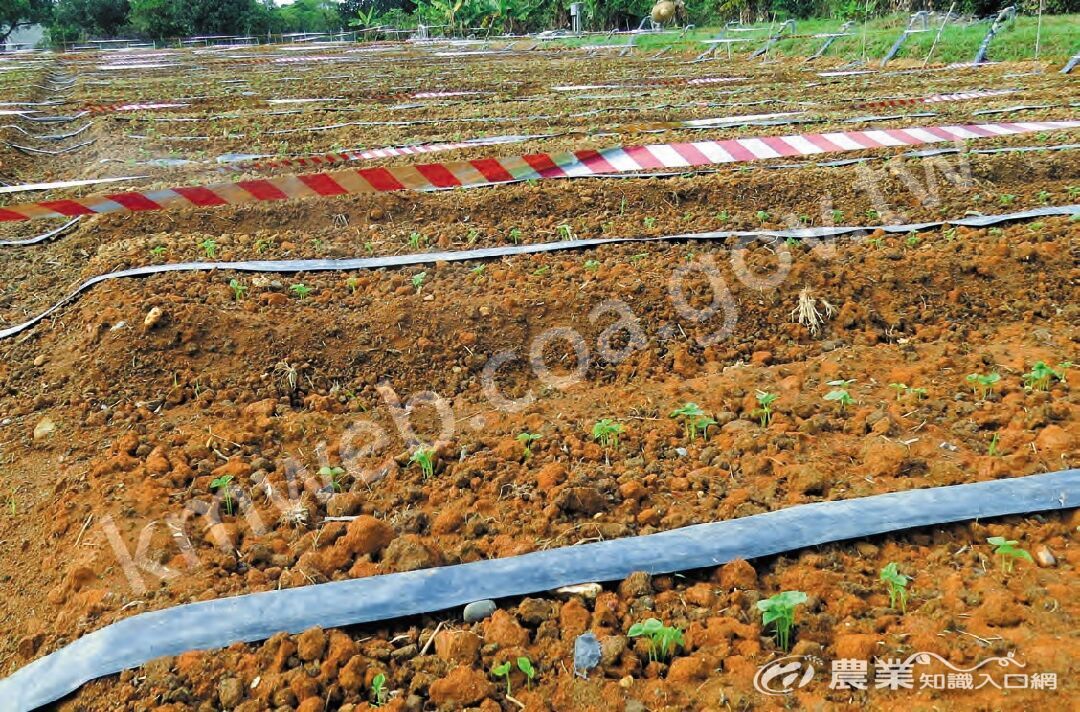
0, 42, 1076, 712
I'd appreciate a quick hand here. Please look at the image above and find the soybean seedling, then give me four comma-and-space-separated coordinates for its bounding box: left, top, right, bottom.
370, 672, 388, 706
346, 277, 360, 293
998, 193, 1017, 206
199, 238, 218, 258
516, 432, 541, 459
628, 618, 684, 662
824, 379, 855, 412
209, 475, 235, 516
592, 418, 624, 449
228, 279, 247, 300
150, 245, 167, 257
517, 656, 536, 688
411, 271, 427, 292
966, 372, 1001, 400
755, 209, 770, 224
756, 590, 807, 652
557, 224, 575, 241
508, 228, 522, 244
669, 402, 706, 441
879, 563, 909, 613
889, 382, 908, 401
319, 465, 346, 493
584, 259, 600, 272
988, 536, 1033, 573
491, 661, 512, 695
643, 216, 657, 229
754, 390, 778, 428
831, 209, 845, 223
407, 231, 425, 249
410, 447, 435, 479
1023, 361, 1065, 391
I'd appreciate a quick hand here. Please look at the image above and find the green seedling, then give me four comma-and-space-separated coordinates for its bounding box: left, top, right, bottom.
756, 591, 807, 652
943, 227, 957, 241
508, 228, 522, 244
987, 432, 1001, 457
1037, 190, 1051, 205
411, 271, 427, 292
865, 209, 880, 221
517, 656, 536, 688
466, 228, 480, 245
628, 618, 684, 662
228, 279, 247, 300
370, 672, 388, 706
471, 265, 486, 277
987, 536, 1033, 573
209, 474, 235, 516
908, 387, 927, 400
584, 259, 600, 272
643, 216, 656, 229
592, 418, 624, 449
629, 253, 649, 265
347, 277, 360, 293
491, 661, 513, 695
532, 265, 550, 276
408, 232, 425, 249
998, 193, 1016, 206
879, 562, 909, 613
150, 245, 167, 257
6, 492, 15, 516
669, 402, 705, 441
785, 237, 799, 248
889, 383, 908, 401
516, 432, 541, 458
831, 209, 845, 223
966, 372, 1001, 400
824, 379, 855, 412
254, 238, 274, 254
906, 234, 920, 247
717, 210, 730, 223
290, 284, 312, 300
755, 209, 770, 224
754, 390, 778, 428
199, 238, 218, 258
410, 447, 435, 479
557, 224, 575, 241
319, 466, 346, 493
1023, 361, 1065, 391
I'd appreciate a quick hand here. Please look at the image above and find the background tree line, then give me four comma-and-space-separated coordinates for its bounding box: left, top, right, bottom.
0, 0, 1074, 46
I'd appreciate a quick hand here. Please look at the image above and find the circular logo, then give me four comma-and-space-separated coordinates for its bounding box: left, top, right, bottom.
753, 656, 819, 696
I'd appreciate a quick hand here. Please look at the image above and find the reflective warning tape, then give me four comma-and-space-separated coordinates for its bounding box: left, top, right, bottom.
1, 120, 1076, 222
853, 89, 1015, 110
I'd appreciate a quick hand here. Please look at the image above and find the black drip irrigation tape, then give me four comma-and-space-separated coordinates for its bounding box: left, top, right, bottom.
1, 469, 1075, 711
0, 205, 1075, 342
0, 217, 80, 247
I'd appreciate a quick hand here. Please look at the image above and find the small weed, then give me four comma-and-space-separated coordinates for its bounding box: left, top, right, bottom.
629, 253, 649, 265
408, 232, 425, 249
347, 277, 360, 293
532, 265, 550, 276
508, 228, 522, 244
592, 418, 624, 449
1037, 190, 1051, 205
411, 271, 427, 292
831, 209, 844, 223
516, 432, 541, 459
879, 563, 909, 613
756, 591, 807, 651
199, 238, 218, 258
209, 475, 235, 516
865, 209, 879, 221
643, 216, 657, 229
290, 284, 312, 300
988, 536, 1033, 573
987, 432, 1001, 457
754, 390, 778, 428
150, 245, 167, 257
628, 618, 684, 662
557, 224, 575, 241
228, 279, 247, 300
584, 259, 600, 272
905, 233, 920, 247
755, 209, 770, 224
998, 193, 1017, 206
410, 447, 435, 479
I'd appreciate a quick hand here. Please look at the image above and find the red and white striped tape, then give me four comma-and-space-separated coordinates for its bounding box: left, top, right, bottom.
1, 120, 1076, 222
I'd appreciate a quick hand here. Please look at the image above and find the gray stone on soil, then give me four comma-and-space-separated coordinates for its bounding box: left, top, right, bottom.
463, 599, 497, 623
573, 632, 602, 677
